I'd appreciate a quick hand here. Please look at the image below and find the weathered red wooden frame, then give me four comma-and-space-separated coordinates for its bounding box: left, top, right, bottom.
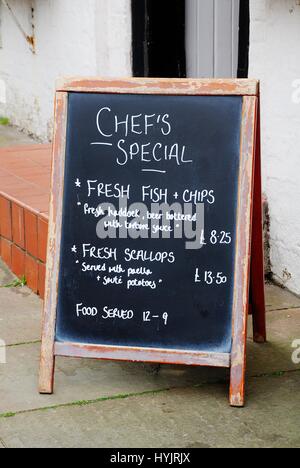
39, 78, 266, 407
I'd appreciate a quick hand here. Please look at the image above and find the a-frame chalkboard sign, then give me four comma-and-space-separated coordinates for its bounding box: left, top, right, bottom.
39, 78, 266, 407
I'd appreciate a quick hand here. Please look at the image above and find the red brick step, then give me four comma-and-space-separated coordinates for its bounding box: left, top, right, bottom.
0, 144, 51, 298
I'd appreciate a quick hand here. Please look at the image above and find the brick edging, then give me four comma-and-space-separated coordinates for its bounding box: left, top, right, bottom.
0, 194, 48, 298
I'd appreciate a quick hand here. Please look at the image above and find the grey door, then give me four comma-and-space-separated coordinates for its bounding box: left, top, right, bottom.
186, 0, 240, 78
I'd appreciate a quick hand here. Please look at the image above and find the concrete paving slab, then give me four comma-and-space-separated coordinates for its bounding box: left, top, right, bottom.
0, 125, 38, 147
247, 309, 300, 375
0, 342, 227, 415
1, 308, 299, 416
0, 260, 14, 285
0, 290, 41, 346
0, 372, 299, 448
0, 261, 299, 426
265, 283, 300, 311
0, 261, 42, 346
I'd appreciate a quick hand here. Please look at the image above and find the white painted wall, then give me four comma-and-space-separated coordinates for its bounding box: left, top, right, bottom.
249, 0, 300, 295
0, 0, 132, 141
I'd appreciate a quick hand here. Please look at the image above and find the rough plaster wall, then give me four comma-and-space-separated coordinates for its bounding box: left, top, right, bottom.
0, 0, 132, 141
249, 0, 300, 295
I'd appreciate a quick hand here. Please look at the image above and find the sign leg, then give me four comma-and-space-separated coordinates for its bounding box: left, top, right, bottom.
230, 293, 249, 407
250, 110, 267, 344
229, 354, 247, 407
229, 96, 258, 407
38, 92, 67, 395
39, 346, 55, 394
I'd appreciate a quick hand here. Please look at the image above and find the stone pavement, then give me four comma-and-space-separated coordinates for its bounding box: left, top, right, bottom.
0, 259, 300, 448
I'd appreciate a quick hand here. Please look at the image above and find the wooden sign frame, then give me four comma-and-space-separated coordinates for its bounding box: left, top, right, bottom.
39, 78, 266, 407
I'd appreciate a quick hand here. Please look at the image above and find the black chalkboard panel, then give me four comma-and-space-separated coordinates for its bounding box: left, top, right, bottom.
55, 92, 243, 353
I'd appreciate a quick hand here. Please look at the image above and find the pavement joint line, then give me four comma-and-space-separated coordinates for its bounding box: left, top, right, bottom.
251, 368, 300, 379
0, 388, 173, 420
267, 306, 300, 312
4, 340, 41, 348
0, 437, 6, 448
0, 368, 299, 421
